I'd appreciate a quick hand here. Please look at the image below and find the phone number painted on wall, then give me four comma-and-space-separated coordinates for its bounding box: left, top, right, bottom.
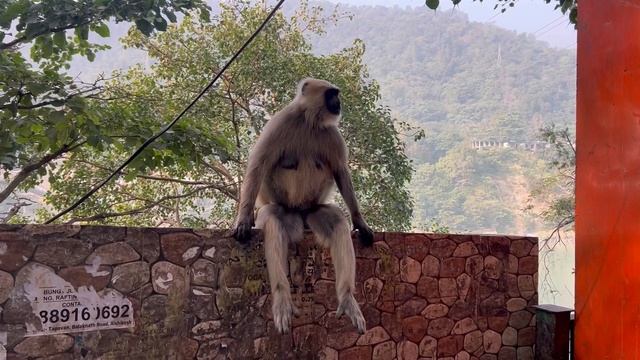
24, 267, 135, 336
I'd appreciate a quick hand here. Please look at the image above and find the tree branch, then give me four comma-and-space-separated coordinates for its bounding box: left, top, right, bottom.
541, 216, 575, 250
64, 184, 220, 224
136, 174, 212, 186
1, 21, 91, 51
223, 77, 243, 154
0, 85, 102, 111
563, 130, 577, 157
0, 199, 34, 223
200, 159, 236, 183
68, 157, 238, 200
0, 141, 85, 204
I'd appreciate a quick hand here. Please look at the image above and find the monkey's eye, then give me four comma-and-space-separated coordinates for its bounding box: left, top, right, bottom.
325, 88, 340, 97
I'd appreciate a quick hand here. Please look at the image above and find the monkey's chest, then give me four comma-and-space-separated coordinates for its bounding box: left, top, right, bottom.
277, 153, 326, 172
266, 155, 333, 207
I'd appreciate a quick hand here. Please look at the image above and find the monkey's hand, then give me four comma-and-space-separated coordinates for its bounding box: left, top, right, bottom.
353, 217, 374, 247
232, 216, 254, 243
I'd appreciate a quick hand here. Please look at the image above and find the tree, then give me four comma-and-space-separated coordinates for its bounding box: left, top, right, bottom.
0, 0, 210, 219
424, 0, 578, 25
525, 124, 575, 241
37, 1, 416, 231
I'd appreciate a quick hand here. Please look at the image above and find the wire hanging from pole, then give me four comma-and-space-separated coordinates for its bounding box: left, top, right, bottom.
45, 0, 287, 224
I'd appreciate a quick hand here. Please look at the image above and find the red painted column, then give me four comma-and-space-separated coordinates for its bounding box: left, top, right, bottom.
576, 0, 640, 358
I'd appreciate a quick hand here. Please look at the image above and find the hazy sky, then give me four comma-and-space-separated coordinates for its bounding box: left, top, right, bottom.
325, 0, 577, 49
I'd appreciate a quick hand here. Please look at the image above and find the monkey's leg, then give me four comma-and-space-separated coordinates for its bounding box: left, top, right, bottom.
305, 204, 366, 334
255, 204, 303, 334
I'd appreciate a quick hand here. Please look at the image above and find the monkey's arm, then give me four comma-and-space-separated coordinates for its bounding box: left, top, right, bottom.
233, 143, 271, 243
334, 167, 374, 247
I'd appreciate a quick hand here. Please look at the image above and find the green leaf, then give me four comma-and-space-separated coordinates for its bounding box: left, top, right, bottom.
569, 7, 578, 24
40, 35, 53, 57
29, 123, 44, 133
86, 50, 95, 62
87, 135, 101, 147
93, 22, 110, 37
452, 0, 461, 5
135, 19, 154, 36
45, 126, 57, 144
50, 111, 66, 122
0, 0, 30, 28
200, 8, 210, 22
67, 97, 87, 112
75, 25, 89, 41
426, 0, 440, 10
27, 81, 47, 96
55, 120, 70, 142
0, 31, 4, 43
53, 31, 66, 47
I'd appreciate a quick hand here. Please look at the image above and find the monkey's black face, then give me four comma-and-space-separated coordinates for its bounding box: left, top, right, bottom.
324, 88, 341, 115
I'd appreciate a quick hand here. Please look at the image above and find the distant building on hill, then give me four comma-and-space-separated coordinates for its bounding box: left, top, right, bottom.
471, 140, 551, 152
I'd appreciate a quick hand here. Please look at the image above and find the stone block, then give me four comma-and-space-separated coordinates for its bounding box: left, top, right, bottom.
86, 242, 140, 265
160, 232, 202, 266
0, 238, 33, 271
430, 239, 457, 259
34, 239, 92, 267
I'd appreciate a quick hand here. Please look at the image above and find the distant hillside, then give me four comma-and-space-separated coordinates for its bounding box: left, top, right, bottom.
309, 5, 576, 163
305, 4, 576, 236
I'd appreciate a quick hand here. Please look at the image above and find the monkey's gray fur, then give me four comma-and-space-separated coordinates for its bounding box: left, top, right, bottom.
232, 78, 374, 334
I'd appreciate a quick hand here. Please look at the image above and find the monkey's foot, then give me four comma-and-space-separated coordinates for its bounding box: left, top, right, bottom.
272, 291, 299, 334
336, 294, 366, 334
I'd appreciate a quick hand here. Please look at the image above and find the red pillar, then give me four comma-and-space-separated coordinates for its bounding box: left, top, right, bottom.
576, 0, 640, 358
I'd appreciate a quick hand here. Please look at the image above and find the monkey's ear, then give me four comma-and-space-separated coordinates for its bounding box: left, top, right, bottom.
297, 78, 311, 96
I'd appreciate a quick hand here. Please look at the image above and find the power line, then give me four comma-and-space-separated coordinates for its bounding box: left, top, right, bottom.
533, 15, 565, 35
537, 20, 567, 38
485, 10, 502, 23
45, 0, 287, 224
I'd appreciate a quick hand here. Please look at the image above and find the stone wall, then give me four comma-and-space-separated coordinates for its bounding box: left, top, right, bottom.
0, 225, 538, 359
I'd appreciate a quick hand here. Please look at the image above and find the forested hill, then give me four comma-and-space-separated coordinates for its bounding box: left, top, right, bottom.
308, 4, 576, 234
309, 4, 575, 163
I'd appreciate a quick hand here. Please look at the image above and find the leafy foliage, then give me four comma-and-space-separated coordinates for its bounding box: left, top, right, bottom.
411, 145, 532, 233
0, 0, 209, 215
413, 217, 450, 234
38, 2, 416, 231
525, 125, 575, 229
0, 0, 210, 51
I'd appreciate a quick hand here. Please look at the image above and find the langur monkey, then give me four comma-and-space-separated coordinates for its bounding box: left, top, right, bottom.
233, 78, 374, 334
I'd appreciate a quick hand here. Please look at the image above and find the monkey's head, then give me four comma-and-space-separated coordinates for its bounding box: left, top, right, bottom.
295, 78, 341, 126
